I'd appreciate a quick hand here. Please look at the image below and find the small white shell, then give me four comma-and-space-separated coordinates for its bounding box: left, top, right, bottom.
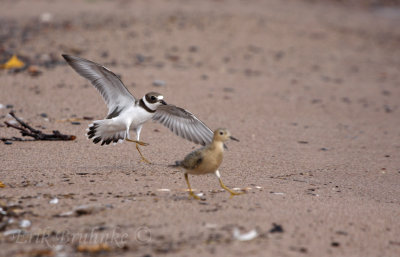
19, 219, 31, 228
49, 198, 59, 204
233, 228, 258, 241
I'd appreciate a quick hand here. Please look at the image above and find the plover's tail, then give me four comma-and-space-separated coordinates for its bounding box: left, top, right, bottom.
87, 119, 126, 145
168, 160, 182, 167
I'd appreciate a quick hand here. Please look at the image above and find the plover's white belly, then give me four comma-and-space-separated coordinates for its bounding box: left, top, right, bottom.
123, 105, 154, 129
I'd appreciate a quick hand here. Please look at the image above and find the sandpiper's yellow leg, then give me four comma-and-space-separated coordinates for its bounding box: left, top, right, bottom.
215, 170, 242, 198
185, 173, 200, 200
125, 139, 151, 163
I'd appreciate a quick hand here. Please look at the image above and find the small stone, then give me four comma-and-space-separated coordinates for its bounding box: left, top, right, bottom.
19, 219, 31, 228
384, 105, 393, 113
331, 242, 340, 247
189, 46, 198, 52
40, 113, 48, 118
49, 198, 59, 204
201, 74, 208, 80
269, 223, 284, 233
223, 87, 235, 93
152, 80, 166, 87
40, 12, 53, 23
274, 51, 284, 61
101, 51, 109, 58
28, 66, 42, 77
298, 141, 309, 144
136, 54, 146, 63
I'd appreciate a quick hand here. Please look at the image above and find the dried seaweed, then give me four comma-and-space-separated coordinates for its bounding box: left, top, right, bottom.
1, 112, 76, 143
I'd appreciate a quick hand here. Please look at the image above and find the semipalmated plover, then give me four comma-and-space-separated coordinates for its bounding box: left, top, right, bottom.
171, 128, 242, 199
62, 54, 213, 163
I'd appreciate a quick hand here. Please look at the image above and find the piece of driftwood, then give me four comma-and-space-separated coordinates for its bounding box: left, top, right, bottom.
2, 112, 76, 143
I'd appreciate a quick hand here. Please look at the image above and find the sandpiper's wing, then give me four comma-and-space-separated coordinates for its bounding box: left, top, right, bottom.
62, 54, 135, 117
153, 104, 213, 146
181, 149, 204, 170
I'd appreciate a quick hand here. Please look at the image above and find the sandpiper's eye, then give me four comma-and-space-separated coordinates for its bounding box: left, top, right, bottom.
219, 131, 224, 135
151, 96, 156, 101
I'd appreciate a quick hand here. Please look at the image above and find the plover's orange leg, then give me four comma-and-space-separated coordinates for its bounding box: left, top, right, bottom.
126, 139, 151, 163
125, 138, 149, 146
136, 143, 151, 164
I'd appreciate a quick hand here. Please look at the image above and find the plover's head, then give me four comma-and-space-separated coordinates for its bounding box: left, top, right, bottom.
213, 128, 239, 142
143, 92, 167, 109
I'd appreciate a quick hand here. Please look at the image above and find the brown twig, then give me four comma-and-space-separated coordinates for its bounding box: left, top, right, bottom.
2, 112, 76, 143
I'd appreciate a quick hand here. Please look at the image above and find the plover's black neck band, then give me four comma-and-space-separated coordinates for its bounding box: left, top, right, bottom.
139, 99, 156, 113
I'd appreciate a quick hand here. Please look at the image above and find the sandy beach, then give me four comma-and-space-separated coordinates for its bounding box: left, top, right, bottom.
1, 0, 400, 256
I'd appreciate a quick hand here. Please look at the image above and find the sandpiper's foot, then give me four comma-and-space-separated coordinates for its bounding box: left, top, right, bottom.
228, 190, 243, 198
218, 178, 244, 198
188, 190, 201, 200
184, 173, 200, 200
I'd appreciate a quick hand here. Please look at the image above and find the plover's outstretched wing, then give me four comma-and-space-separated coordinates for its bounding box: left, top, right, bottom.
63, 54, 136, 145
153, 104, 213, 146
62, 54, 136, 117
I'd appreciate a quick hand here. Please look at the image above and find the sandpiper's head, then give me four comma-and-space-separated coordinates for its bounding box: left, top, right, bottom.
143, 92, 167, 110
213, 128, 239, 142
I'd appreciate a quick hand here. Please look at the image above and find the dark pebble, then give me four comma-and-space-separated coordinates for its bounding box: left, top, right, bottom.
298, 141, 309, 144
269, 223, 284, 233
40, 113, 48, 118
136, 54, 146, 63
274, 51, 285, 61
6, 104, 14, 109
189, 46, 198, 52
384, 105, 393, 113
4, 141, 12, 145
331, 242, 340, 247
299, 248, 308, 253
71, 122, 81, 125
101, 51, 109, 58
201, 74, 208, 80
223, 87, 235, 93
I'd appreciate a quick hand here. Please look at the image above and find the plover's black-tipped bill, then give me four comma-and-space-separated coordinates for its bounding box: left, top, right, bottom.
229, 136, 239, 142
160, 100, 167, 105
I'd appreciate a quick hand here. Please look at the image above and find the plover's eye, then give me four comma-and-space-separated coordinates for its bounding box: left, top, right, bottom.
219, 131, 224, 135
151, 96, 156, 101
